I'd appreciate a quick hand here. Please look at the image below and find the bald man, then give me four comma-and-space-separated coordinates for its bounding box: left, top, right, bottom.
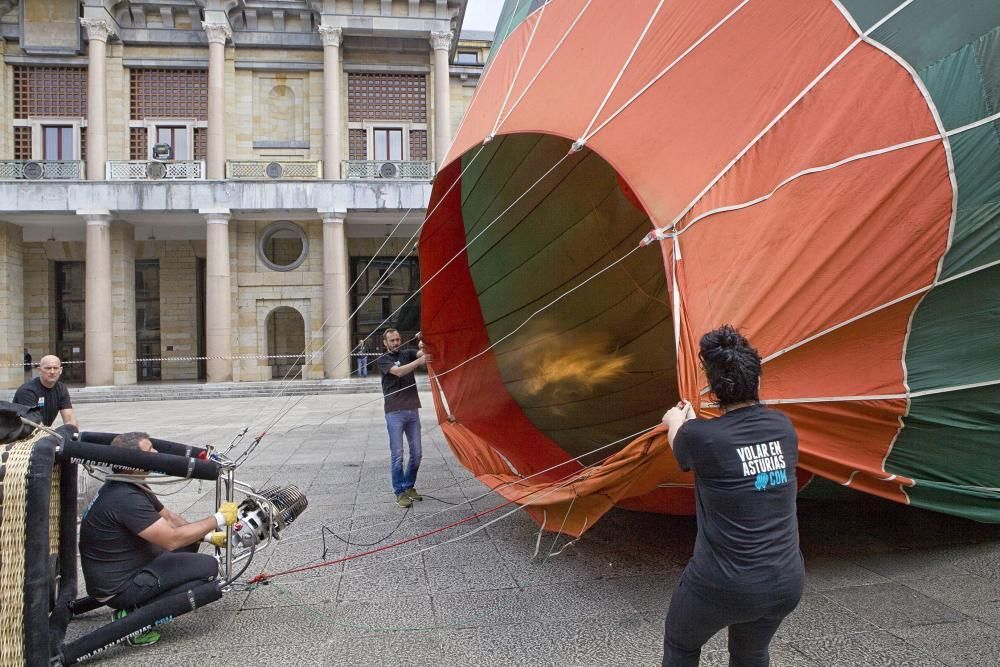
13, 354, 78, 428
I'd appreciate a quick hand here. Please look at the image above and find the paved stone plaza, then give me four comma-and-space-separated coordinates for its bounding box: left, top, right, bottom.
64, 392, 1000, 666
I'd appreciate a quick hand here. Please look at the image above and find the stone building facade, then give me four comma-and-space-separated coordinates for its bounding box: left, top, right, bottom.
0, 0, 491, 387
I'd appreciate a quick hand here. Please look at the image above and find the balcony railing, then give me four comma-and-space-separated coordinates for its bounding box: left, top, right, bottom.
342, 160, 435, 180
226, 160, 323, 179
106, 160, 205, 180
0, 160, 84, 180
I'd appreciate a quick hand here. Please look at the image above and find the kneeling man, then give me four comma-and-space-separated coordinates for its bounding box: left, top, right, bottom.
79, 431, 237, 645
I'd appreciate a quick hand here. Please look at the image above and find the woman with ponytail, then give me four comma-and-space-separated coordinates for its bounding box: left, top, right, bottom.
661, 325, 804, 667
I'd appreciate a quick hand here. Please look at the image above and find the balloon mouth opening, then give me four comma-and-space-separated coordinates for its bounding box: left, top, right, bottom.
454, 132, 679, 462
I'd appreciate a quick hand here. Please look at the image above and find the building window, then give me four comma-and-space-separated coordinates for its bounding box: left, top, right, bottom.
409, 130, 428, 161
130, 69, 208, 120
351, 256, 421, 348
42, 125, 75, 160
347, 73, 427, 123
13, 66, 87, 118
347, 73, 428, 163
194, 127, 207, 160
456, 51, 479, 65
373, 128, 403, 161
258, 222, 308, 272
14, 127, 32, 160
130, 127, 148, 160
155, 126, 190, 160
349, 129, 367, 161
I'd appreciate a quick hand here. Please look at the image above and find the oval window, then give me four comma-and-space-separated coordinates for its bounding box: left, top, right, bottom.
258, 221, 307, 271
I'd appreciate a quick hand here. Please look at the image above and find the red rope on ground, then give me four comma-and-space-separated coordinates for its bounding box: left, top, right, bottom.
247, 495, 519, 584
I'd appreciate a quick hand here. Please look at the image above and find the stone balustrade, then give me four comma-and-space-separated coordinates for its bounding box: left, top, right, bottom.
0, 160, 85, 180
106, 160, 206, 180
342, 160, 435, 180
226, 160, 323, 179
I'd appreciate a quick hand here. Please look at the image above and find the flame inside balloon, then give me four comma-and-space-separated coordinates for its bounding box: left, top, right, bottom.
513, 326, 633, 404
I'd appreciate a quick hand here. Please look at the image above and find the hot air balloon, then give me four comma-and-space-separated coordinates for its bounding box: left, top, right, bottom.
420, 0, 1000, 537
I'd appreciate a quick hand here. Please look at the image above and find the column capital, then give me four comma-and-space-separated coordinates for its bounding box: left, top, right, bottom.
77, 210, 112, 224
319, 210, 347, 224
80, 18, 116, 43
429, 30, 453, 51
318, 25, 343, 48
202, 21, 232, 45
200, 208, 231, 223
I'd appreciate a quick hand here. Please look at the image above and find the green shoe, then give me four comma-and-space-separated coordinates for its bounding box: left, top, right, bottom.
396, 493, 413, 508
112, 609, 162, 647
128, 628, 161, 647
404, 488, 423, 501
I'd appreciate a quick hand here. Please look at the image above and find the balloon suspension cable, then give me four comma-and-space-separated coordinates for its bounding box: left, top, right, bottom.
640, 228, 676, 246
236, 150, 575, 466
21, 417, 64, 444
238, 143, 492, 446
248, 421, 661, 581
239, 213, 658, 474
251, 438, 665, 588
219, 426, 249, 457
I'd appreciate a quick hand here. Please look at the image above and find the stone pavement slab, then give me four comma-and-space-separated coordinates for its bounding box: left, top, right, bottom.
62, 394, 1000, 666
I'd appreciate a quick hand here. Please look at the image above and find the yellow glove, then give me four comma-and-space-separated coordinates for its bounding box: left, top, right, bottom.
203, 531, 228, 548
214, 502, 239, 530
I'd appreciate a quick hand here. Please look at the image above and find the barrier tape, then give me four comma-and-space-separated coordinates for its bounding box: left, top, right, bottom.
4, 352, 382, 368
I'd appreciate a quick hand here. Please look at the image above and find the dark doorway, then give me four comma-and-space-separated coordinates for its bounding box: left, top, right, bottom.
265, 306, 305, 379
135, 260, 161, 381
350, 256, 421, 353
196, 257, 207, 381
55, 261, 85, 383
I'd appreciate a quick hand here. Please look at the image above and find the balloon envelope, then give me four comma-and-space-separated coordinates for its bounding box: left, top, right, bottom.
420, 0, 1000, 536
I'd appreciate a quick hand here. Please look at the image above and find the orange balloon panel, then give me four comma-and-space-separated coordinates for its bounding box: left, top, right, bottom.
420, 0, 988, 536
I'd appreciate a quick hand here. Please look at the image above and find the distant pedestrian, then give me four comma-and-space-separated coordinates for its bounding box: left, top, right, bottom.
377, 329, 430, 508
661, 325, 803, 667
23, 348, 32, 380
354, 338, 370, 378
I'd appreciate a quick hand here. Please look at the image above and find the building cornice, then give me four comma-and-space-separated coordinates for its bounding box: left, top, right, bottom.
0, 180, 433, 220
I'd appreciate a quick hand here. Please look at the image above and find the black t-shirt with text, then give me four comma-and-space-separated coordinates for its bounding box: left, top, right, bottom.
377, 349, 422, 414
13, 377, 72, 426
673, 404, 803, 593
79, 480, 165, 598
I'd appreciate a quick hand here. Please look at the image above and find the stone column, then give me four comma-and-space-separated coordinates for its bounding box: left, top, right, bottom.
82, 211, 114, 385
203, 210, 232, 382
110, 222, 136, 385
203, 22, 232, 179
430, 30, 453, 168
80, 19, 115, 181
0, 222, 24, 390
319, 26, 343, 180
321, 211, 350, 379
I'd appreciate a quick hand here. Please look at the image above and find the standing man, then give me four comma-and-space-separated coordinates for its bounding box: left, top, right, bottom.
377, 329, 430, 508
13, 354, 78, 428
23, 348, 33, 381
354, 338, 370, 378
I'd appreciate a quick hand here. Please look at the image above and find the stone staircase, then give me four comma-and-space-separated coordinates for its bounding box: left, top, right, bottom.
3, 378, 386, 404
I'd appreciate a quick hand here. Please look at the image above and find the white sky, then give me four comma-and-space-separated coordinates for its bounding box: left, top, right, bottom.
463, 0, 504, 32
